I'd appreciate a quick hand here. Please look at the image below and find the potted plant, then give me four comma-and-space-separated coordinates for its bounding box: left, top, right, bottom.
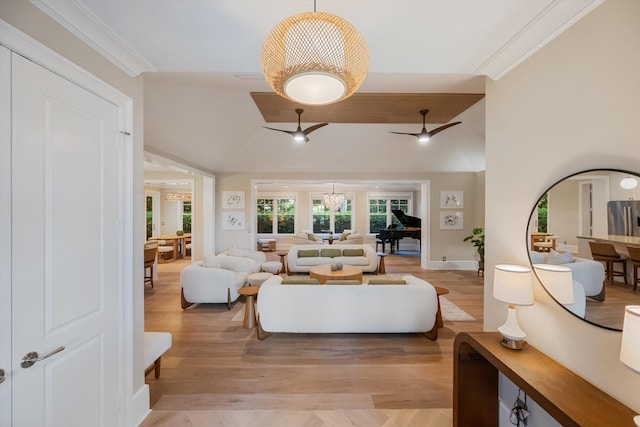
463, 227, 485, 272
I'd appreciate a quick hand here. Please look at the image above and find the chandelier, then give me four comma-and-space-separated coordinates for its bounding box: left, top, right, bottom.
261, 4, 369, 106
323, 184, 345, 211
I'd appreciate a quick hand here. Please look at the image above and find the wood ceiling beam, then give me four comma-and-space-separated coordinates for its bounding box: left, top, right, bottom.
251, 92, 485, 124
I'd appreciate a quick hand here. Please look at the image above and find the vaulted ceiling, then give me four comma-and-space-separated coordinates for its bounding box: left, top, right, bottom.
31, 0, 604, 174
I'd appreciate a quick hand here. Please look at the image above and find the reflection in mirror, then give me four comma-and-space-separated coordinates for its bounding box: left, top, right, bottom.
527, 169, 640, 331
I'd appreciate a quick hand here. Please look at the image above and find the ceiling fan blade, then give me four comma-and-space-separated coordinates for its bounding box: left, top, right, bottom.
262, 126, 295, 136
427, 122, 462, 137
303, 123, 329, 135
389, 131, 420, 137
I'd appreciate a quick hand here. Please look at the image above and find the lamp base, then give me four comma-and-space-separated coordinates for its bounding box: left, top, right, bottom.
500, 336, 526, 350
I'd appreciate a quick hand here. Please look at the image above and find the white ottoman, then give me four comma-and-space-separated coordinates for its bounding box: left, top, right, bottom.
247, 272, 273, 287
261, 261, 282, 274
144, 332, 172, 379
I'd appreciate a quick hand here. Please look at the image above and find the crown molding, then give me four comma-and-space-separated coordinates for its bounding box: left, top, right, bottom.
476, 0, 605, 80
29, 0, 155, 77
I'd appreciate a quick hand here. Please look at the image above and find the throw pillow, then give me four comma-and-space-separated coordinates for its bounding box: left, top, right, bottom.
202, 254, 221, 268
321, 248, 342, 258
547, 249, 573, 265
342, 248, 364, 257
325, 280, 361, 285
307, 233, 316, 241
368, 279, 407, 285
281, 278, 320, 285
218, 255, 254, 272
298, 249, 319, 257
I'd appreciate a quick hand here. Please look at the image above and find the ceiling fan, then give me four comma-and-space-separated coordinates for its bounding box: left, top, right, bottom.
390, 109, 461, 144
263, 108, 328, 143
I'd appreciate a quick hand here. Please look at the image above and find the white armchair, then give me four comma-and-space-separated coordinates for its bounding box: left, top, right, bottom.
180, 248, 266, 310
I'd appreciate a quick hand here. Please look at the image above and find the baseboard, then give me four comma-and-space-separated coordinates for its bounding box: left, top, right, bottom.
429, 260, 479, 270
132, 384, 150, 427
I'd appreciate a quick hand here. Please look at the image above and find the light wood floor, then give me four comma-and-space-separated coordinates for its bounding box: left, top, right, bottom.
140, 251, 485, 427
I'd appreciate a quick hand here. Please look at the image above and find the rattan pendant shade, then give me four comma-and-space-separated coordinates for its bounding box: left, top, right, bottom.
261, 11, 369, 106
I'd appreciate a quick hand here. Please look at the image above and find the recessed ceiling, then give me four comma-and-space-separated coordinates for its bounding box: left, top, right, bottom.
30, 0, 605, 174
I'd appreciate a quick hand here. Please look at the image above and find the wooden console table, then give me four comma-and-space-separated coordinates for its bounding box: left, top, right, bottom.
454, 332, 636, 427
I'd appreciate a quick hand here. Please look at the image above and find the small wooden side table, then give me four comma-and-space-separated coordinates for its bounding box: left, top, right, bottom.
237, 286, 259, 329
435, 286, 450, 328
276, 250, 288, 274
376, 252, 387, 274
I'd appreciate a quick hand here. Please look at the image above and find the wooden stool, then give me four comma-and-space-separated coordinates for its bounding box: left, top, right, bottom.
627, 246, 640, 291
589, 241, 628, 285
238, 286, 259, 328
276, 250, 288, 274
377, 252, 387, 274
435, 287, 450, 328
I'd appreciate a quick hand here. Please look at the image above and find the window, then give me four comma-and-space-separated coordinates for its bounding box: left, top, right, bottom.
182, 201, 192, 233
311, 195, 353, 233
257, 194, 296, 234
367, 194, 412, 234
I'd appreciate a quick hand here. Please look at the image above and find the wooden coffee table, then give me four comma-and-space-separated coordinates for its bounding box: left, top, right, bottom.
309, 264, 363, 284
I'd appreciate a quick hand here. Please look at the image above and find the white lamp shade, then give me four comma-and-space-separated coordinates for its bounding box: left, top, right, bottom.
533, 264, 574, 304
621, 305, 640, 374
493, 264, 534, 306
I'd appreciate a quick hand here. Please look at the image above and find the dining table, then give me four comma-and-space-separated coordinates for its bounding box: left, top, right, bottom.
149, 233, 191, 260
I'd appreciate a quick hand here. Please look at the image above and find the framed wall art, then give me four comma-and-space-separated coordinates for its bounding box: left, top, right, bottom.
440, 211, 463, 229
222, 210, 245, 230
222, 191, 245, 209
440, 191, 463, 209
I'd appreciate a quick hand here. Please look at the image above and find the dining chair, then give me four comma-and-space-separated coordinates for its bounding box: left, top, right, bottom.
589, 241, 628, 285
144, 246, 158, 287
627, 246, 640, 291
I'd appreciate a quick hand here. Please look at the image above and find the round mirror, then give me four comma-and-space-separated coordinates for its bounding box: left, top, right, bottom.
527, 169, 640, 331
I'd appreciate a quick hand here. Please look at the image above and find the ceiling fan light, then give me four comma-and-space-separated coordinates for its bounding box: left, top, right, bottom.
418, 135, 429, 144
261, 11, 368, 106
293, 133, 306, 142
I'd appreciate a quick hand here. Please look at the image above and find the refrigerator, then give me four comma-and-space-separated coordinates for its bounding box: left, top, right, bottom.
607, 200, 640, 236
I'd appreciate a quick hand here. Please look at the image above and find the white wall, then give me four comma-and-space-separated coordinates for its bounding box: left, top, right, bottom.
486, 0, 640, 418
214, 171, 485, 265
0, 1, 148, 424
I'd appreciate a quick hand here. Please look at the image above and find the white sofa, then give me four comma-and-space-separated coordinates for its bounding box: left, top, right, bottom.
180, 248, 266, 309
291, 231, 326, 245
530, 250, 605, 300
333, 230, 364, 245
256, 274, 439, 339
287, 244, 379, 274
291, 230, 364, 245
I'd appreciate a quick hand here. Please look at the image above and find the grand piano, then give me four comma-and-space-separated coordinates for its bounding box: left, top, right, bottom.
376, 210, 421, 253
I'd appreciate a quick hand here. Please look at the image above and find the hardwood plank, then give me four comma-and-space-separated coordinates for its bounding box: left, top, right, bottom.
141, 251, 484, 426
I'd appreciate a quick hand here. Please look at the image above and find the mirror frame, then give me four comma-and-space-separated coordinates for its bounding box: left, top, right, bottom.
527, 167, 640, 332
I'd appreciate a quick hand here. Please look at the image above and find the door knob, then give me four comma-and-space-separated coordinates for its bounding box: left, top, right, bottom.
0, 369, 5, 384
21, 346, 65, 368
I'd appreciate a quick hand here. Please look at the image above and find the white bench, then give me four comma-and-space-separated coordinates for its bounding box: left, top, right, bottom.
144, 332, 172, 379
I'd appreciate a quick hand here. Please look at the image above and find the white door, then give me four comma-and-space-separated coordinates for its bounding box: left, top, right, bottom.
10, 52, 122, 426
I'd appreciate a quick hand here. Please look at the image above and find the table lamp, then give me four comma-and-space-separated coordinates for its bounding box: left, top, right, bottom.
533, 264, 574, 304
620, 305, 640, 426
493, 264, 534, 350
